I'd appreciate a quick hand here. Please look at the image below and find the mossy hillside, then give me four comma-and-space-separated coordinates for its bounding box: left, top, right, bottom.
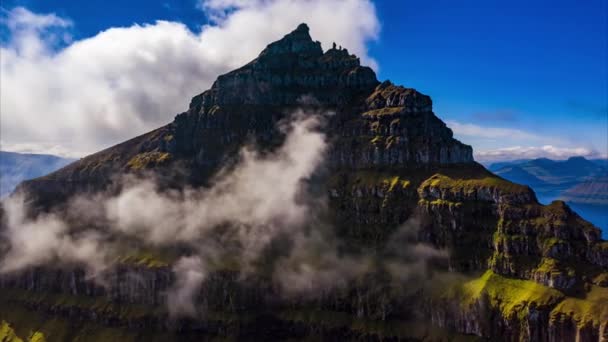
362, 107, 404, 117
370, 135, 406, 151
364, 82, 431, 113
126, 151, 172, 170
0, 321, 24, 342
328, 167, 501, 271
419, 174, 531, 200
459, 270, 565, 320
418, 198, 463, 210
418, 192, 499, 273
113, 245, 180, 269
530, 200, 601, 239
445, 270, 607, 329
1, 330, 48, 342
490, 231, 589, 289
327, 170, 418, 245
327, 170, 416, 218
593, 272, 608, 286
331, 171, 411, 192
37, 127, 173, 182
550, 285, 608, 327
332, 167, 603, 283
481, 190, 605, 291
27, 332, 46, 342
116, 253, 169, 268
534, 257, 574, 276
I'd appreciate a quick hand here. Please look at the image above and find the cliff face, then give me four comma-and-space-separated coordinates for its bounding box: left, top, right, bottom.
3, 24, 607, 341
17, 23, 472, 206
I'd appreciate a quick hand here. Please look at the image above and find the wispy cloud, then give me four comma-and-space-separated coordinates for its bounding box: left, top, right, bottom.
4, 6, 72, 31
446, 120, 606, 162
0, 141, 86, 158
446, 120, 541, 141
474, 145, 605, 162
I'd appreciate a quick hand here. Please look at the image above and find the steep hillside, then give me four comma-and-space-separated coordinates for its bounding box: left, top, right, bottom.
2, 24, 606, 341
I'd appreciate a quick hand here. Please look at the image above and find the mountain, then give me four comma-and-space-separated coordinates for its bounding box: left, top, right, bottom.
490, 164, 546, 188
491, 157, 606, 184
560, 176, 608, 205
487, 158, 532, 171
1, 24, 607, 341
591, 159, 608, 168
0, 151, 74, 197
16, 23, 472, 208
491, 156, 607, 200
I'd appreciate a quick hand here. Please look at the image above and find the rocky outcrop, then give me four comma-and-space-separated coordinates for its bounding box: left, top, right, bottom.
17, 23, 473, 208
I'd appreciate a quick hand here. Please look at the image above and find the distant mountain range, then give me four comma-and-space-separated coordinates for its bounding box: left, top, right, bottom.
560, 176, 608, 205
0, 151, 74, 196
488, 156, 608, 203
489, 156, 607, 233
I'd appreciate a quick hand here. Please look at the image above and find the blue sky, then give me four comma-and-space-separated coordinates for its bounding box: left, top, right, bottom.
1, 0, 606, 161
372, 0, 608, 161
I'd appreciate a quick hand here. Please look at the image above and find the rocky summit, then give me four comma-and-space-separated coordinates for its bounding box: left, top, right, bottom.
2, 24, 607, 341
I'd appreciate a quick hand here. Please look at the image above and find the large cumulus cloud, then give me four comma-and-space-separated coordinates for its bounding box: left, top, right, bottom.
0, 0, 379, 157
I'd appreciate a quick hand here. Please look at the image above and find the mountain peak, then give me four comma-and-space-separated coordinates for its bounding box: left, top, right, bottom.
295, 22, 310, 33
189, 24, 379, 109
258, 22, 322, 59
566, 156, 590, 163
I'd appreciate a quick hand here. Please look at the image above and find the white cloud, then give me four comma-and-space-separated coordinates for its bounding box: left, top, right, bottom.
167, 256, 206, 317
5, 6, 71, 31
1, 193, 109, 274
104, 111, 326, 247
475, 145, 604, 162
446, 120, 541, 141
0, 2, 379, 157
445, 120, 606, 162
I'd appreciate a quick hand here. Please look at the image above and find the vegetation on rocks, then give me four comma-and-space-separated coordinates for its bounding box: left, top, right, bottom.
126, 151, 171, 170
420, 174, 531, 197
460, 270, 564, 318
551, 285, 608, 327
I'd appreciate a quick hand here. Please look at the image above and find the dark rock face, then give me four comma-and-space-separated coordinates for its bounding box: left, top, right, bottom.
190, 23, 377, 109
4, 24, 606, 341
17, 24, 472, 206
